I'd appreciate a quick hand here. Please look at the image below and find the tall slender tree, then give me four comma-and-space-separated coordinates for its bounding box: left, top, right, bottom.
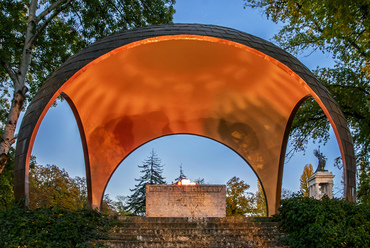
255, 180, 267, 216
0, 0, 176, 176
300, 164, 314, 197
125, 150, 166, 216
174, 164, 187, 183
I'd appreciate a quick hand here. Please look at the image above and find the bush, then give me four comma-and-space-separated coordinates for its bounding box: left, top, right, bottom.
273, 195, 370, 247
0, 207, 114, 247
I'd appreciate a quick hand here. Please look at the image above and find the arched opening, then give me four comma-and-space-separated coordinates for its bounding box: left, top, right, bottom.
282, 97, 344, 199
104, 134, 267, 216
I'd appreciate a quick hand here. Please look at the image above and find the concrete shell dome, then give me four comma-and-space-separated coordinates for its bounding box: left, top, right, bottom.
14, 24, 356, 216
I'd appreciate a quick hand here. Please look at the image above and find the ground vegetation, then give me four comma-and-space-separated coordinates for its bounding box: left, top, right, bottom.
273, 195, 370, 247
0, 207, 114, 247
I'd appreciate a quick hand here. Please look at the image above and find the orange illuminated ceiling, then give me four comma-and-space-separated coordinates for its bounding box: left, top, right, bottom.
59, 35, 311, 214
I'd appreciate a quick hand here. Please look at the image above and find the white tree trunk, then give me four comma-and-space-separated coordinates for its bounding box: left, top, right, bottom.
0, 0, 37, 175
0, 0, 69, 176
0, 91, 25, 174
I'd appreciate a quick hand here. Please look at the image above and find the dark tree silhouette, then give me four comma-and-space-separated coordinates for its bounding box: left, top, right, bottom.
125, 150, 166, 215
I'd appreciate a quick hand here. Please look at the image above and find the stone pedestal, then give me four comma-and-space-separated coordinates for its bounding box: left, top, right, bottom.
308, 170, 335, 199
146, 184, 226, 217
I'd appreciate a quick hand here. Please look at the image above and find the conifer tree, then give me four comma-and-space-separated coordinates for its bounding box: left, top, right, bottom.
125, 150, 166, 216
174, 164, 187, 183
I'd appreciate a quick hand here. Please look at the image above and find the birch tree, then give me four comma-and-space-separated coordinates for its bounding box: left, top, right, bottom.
0, 0, 175, 175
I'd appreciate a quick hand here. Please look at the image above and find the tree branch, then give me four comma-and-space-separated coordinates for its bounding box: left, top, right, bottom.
36, 0, 70, 23
0, 53, 18, 86
294, 114, 326, 126
342, 110, 365, 120
327, 84, 369, 95
337, 32, 369, 59
30, 0, 73, 46
16, 0, 38, 92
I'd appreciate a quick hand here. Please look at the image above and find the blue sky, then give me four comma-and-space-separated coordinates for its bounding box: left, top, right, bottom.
30, 0, 343, 200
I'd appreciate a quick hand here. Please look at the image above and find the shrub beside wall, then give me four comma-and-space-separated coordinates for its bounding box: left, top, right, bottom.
273, 196, 370, 248
0, 207, 114, 247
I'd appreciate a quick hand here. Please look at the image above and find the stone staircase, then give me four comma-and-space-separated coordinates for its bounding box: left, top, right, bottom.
99, 216, 287, 248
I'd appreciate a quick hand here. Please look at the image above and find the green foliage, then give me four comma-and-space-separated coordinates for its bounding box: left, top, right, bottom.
113, 196, 133, 216
28, 162, 120, 214
100, 194, 119, 216
226, 177, 267, 216
358, 161, 370, 203
255, 180, 267, 216
29, 164, 86, 210
0, 207, 114, 247
226, 176, 255, 216
273, 195, 370, 247
244, 0, 370, 68
0, 147, 15, 209
125, 149, 166, 215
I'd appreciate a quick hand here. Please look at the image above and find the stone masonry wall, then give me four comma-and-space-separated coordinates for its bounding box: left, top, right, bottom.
146, 185, 226, 217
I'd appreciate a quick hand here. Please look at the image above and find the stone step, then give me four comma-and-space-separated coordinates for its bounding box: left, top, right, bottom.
115, 221, 278, 229
117, 216, 274, 224
106, 233, 285, 243
100, 239, 285, 248
111, 227, 280, 236
100, 217, 287, 248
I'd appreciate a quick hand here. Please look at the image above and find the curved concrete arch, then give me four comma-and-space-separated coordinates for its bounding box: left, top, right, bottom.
14, 24, 356, 216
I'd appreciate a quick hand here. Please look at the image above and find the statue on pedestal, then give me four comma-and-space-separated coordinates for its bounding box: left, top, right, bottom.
314, 149, 327, 172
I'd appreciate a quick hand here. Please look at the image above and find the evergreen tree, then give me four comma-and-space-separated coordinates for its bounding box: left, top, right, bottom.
174, 164, 187, 183
194, 178, 205, 185
125, 150, 166, 215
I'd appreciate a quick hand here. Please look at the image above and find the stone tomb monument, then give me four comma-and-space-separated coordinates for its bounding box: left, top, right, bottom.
308, 149, 335, 199
146, 183, 226, 217
308, 170, 335, 199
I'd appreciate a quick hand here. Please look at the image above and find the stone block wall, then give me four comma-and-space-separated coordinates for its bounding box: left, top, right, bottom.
146, 184, 226, 217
